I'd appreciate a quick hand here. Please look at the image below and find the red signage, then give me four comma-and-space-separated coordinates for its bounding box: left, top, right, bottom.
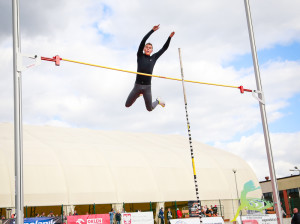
67, 214, 110, 224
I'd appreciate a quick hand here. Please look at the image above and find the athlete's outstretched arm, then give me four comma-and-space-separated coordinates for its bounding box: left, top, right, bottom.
137, 25, 160, 56
154, 31, 175, 59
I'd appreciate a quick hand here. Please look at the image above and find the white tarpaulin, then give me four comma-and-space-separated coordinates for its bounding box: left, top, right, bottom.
170, 217, 224, 224
0, 123, 261, 207
236, 215, 277, 224
122, 212, 154, 224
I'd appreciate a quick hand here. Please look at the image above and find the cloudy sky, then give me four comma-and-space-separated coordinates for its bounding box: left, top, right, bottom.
1, 0, 299, 181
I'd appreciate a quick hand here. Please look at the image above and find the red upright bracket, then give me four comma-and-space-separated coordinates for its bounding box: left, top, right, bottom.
41, 55, 61, 66
239, 85, 252, 94
239, 85, 244, 93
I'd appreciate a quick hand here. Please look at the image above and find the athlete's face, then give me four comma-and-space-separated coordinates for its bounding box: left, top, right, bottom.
144, 44, 153, 56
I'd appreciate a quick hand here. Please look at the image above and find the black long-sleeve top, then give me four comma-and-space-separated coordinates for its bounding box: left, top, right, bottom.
135, 29, 171, 85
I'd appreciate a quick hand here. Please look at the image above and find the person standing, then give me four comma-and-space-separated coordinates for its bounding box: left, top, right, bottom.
176, 208, 182, 219
159, 208, 165, 224
125, 24, 175, 111
109, 209, 115, 224
167, 208, 172, 224
115, 211, 121, 224
292, 208, 300, 224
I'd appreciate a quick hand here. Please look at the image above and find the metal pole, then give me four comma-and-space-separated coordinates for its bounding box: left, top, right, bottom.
243, 1, 283, 224
12, 0, 24, 224
178, 48, 202, 223
93, 203, 96, 214
219, 200, 222, 217
61, 204, 64, 224
233, 169, 242, 224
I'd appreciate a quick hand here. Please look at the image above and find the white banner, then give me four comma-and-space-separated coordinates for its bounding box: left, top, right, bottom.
122, 212, 154, 224
236, 214, 277, 224
170, 217, 224, 224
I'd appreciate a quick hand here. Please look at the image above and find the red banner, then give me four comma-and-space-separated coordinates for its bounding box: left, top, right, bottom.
67, 214, 110, 224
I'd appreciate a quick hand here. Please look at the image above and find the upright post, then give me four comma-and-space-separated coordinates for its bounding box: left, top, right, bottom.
61, 204, 63, 224
175, 201, 177, 218
243, 1, 283, 224
233, 169, 242, 224
12, 0, 24, 224
150, 202, 152, 211
218, 200, 222, 217
178, 48, 202, 223
93, 203, 96, 214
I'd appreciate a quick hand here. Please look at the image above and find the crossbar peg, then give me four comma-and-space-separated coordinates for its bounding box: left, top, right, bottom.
54, 55, 61, 66
239, 86, 244, 94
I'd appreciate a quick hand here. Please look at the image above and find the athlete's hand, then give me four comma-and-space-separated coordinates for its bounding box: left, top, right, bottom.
170, 31, 175, 37
153, 24, 160, 31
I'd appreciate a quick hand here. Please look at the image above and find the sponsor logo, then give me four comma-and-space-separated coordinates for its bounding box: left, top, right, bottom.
76, 219, 85, 224
87, 219, 102, 224
26, 219, 57, 224
175, 221, 188, 224
232, 180, 273, 222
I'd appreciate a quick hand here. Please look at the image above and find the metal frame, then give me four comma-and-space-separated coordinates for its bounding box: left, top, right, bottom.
243, 1, 283, 224
12, 0, 24, 224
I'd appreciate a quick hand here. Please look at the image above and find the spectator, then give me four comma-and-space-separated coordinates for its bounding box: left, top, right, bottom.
48, 211, 55, 217
206, 207, 212, 217
176, 208, 182, 219
86, 212, 89, 215
292, 208, 300, 224
200, 206, 205, 217
1, 215, 5, 219
36, 213, 40, 217
62, 212, 67, 224
115, 211, 121, 224
159, 208, 164, 224
73, 210, 78, 215
167, 208, 172, 224
212, 205, 218, 216
40, 212, 46, 217
109, 209, 115, 224
68, 212, 72, 216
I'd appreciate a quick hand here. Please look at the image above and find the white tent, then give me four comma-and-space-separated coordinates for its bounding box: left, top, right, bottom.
0, 123, 261, 207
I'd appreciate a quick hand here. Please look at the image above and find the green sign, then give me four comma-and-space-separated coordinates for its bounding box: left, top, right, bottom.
231, 180, 273, 222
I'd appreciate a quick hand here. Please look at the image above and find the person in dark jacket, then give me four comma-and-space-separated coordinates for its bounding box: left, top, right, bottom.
292, 208, 300, 224
115, 211, 121, 224
159, 207, 165, 224
125, 24, 175, 111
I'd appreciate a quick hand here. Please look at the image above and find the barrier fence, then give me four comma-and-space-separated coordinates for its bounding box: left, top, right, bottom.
2, 198, 298, 223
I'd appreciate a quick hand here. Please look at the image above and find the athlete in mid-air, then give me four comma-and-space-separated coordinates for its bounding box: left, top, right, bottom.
125, 24, 175, 111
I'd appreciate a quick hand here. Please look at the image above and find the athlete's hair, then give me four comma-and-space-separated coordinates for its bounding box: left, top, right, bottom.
145, 43, 153, 47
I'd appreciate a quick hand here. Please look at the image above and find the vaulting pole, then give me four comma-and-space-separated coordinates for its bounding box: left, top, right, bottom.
178, 48, 202, 223
243, 1, 283, 224
12, 0, 24, 224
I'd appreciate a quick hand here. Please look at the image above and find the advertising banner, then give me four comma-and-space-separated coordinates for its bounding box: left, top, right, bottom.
122, 212, 154, 224
67, 214, 109, 224
2, 217, 63, 224
188, 201, 200, 217
170, 217, 224, 224
236, 214, 277, 224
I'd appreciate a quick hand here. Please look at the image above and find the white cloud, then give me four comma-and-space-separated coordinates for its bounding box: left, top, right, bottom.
214, 132, 300, 181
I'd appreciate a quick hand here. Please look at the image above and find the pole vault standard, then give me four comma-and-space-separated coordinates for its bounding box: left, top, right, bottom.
41, 56, 253, 94
12, 0, 24, 223
243, 1, 283, 224
178, 48, 202, 223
